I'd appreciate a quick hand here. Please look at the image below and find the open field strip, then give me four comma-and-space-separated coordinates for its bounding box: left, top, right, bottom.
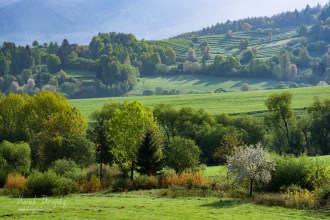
0, 192, 329, 220
71, 86, 330, 120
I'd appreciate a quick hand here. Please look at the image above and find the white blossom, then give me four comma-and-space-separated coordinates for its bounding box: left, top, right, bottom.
227, 143, 276, 184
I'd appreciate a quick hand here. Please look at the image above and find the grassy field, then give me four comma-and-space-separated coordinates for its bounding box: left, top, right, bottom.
71, 85, 330, 120
64, 69, 96, 83
0, 192, 328, 219
204, 166, 228, 177
129, 74, 281, 95
204, 155, 330, 178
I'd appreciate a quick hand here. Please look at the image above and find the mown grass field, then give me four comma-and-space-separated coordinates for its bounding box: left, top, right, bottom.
129, 74, 280, 95
0, 192, 329, 220
71, 85, 330, 120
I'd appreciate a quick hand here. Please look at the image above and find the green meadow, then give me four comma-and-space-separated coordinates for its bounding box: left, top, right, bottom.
71, 85, 330, 120
129, 74, 281, 95
1, 192, 329, 220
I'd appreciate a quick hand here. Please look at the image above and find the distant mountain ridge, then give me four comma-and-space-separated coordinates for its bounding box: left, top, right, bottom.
0, 0, 328, 45
0, 0, 202, 45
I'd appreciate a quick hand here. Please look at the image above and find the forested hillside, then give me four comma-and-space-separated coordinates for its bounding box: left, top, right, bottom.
0, 3, 329, 98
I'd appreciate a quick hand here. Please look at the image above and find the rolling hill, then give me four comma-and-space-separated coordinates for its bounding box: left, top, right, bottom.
151, 27, 299, 62
71, 85, 330, 120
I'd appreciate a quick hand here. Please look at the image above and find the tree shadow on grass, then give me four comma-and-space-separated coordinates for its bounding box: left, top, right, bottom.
200, 199, 245, 208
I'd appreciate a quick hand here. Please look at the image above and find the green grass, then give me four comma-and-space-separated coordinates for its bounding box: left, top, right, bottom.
70, 85, 330, 120
130, 74, 280, 95
316, 155, 330, 163
0, 192, 328, 219
204, 166, 227, 177
64, 69, 96, 83
204, 155, 330, 178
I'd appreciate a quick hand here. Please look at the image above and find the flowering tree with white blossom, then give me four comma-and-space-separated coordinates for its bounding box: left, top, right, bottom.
227, 144, 276, 197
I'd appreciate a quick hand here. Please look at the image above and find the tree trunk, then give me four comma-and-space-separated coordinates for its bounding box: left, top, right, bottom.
249, 179, 253, 198
130, 161, 134, 181
99, 160, 103, 180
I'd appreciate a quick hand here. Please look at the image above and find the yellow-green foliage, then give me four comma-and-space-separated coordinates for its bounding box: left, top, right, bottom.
284, 188, 317, 209
305, 160, 330, 189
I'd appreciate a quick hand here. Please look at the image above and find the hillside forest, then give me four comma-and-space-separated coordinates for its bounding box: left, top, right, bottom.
0, 3, 329, 98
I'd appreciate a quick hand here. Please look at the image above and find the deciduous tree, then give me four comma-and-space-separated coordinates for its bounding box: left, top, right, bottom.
227, 144, 276, 197
108, 101, 157, 180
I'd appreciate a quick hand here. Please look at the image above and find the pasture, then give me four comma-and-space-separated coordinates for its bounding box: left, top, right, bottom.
71, 85, 330, 120
0, 192, 328, 220
129, 74, 281, 95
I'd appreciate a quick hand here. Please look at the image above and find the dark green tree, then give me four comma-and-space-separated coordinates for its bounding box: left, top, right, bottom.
0, 55, 10, 76
136, 127, 164, 175
166, 136, 201, 173
307, 98, 330, 155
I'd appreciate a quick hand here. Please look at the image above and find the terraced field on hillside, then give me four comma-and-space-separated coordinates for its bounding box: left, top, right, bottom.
151, 27, 298, 61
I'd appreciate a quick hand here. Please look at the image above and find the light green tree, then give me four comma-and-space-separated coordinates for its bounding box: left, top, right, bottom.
108, 101, 157, 180
47, 54, 61, 73
265, 92, 295, 154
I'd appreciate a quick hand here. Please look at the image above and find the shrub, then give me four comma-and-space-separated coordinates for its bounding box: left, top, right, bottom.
26, 170, 58, 196
53, 178, 77, 196
133, 175, 159, 190
84, 164, 120, 187
52, 159, 79, 176
254, 193, 286, 206
305, 160, 330, 190
316, 185, 330, 207
142, 90, 154, 96
77, 174, 101, 193
111, 178, 133, 192
241, 83, 251, 92
52, 159, 84, 182
268, 155, 309, 191
162, 172, 206, 188
4, 174, 26, 195
284, 187, 317, 209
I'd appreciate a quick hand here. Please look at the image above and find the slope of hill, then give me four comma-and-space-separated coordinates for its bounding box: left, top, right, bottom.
71, 85, 330, 120
151, 27, 299, 62
128, 75, 281, 95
